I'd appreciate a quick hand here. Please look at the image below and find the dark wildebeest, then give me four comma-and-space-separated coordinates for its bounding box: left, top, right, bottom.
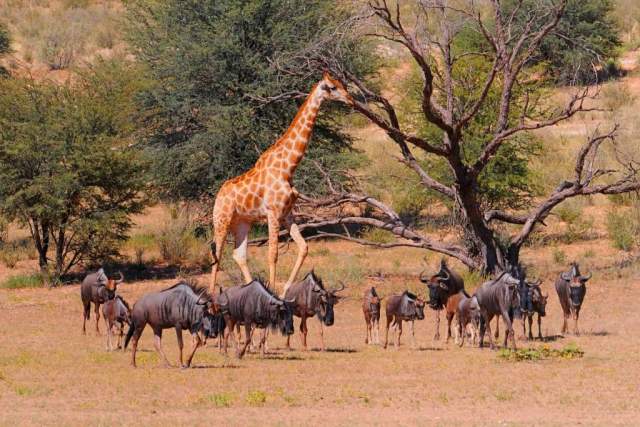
522, 282, 548, 340
383, 291, 425, 349
556, 262, 591, 335
476, 272, 521, 349
456, 294, 481, 347
283, 271, 344, 351
124, 282, 224, 368
492, 264, 541, 341
217, 279, 295, 359
101, 295, 131, 351
81, 269, 123, 335
362, 286, 382, 345
420, 259, 466, 342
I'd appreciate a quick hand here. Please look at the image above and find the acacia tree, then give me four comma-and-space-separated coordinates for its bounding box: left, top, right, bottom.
265, 0, 640, 273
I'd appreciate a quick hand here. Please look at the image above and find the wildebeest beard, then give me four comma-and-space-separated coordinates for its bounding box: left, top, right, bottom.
569, 285, 586, 307
427, 284, 446, 310
201, 312, 225, 338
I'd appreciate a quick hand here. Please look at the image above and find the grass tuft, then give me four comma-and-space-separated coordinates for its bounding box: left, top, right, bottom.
246, 390, 267, 406
498, 344, 584, 362
0, 273, 45, 289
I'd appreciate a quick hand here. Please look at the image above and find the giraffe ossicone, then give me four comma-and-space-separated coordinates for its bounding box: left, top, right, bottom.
210, 72, 354, 296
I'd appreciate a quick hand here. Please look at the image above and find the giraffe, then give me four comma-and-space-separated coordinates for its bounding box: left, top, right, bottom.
210, 72, 353, 296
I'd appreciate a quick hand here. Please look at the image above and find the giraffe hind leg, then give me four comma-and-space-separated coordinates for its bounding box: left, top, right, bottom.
231, 221, 253, 284
283, 222, 308, 296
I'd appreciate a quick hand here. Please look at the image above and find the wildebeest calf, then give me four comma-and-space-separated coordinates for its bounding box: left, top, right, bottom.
555, 262, 591, 335
384, 291, 425, 349
363, 286, 381, 345
124, 281, 224, 368
81, 269, 123, 335
456, 294, 481, 347
101, 295, 131, 351
522, 283, 548, 340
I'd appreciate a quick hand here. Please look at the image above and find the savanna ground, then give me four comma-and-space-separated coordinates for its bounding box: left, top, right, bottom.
1, 212, 640, 425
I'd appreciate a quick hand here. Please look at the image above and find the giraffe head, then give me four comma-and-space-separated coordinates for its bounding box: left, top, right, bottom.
319, 71, 354, 106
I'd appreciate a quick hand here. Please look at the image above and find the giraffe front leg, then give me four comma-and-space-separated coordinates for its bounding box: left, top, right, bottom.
283, 222, 308, 296
231, 221, 253, 284
210, 213, 231, 294
266, 212, 280, 293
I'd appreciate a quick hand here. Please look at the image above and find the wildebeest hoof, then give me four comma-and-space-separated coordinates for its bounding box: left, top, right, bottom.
181, 364, 190, 370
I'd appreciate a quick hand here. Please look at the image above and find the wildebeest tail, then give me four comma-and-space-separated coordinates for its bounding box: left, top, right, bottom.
124, 320, 135, 349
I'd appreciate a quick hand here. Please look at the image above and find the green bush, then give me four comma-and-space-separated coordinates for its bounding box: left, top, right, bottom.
606, 210, 637, 251
1, 273, 45, 289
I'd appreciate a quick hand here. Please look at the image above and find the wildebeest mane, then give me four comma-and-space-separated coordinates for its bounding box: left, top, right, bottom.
160, 280, 211, 303
115, 294, 130, 311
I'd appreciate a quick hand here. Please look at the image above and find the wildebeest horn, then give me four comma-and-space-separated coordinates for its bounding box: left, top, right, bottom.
580, 272, 592, 281
116, 271, 124, 284
419, 270, 429, 283
285, 297, 296, 303
332, 281, 346, 294
439, 268, 450, 281
560, 272, 572, 281
530, 278, 542, 286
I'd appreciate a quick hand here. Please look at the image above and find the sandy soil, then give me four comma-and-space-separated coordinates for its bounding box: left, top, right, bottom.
1, 242, 639, 426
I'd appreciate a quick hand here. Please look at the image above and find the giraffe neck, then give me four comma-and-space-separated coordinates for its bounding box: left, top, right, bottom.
269, 84, 325, 177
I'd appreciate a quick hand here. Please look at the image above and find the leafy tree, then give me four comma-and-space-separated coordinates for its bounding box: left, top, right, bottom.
0, 60, 149, 281
125, 0, 373, 201
506, 0, 621, 84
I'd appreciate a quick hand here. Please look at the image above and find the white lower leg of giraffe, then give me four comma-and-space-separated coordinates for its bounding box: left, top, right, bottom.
231, 222, 253, 284
283, 222, 308, 297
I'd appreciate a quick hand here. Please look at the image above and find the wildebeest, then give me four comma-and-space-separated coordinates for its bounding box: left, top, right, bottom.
362, 286, 382, 345
456, 294, 481, 347
522, 282, 548, 340
556, 262, 591, 335
420, 259, 466, 341
283, 271, 344, 351
217, 279, 295, 359
124, 281, 224, 368
476, 272, 521, 349
383, 291, 426, 349
81, 269, 123, 335
101, 295, 131, 351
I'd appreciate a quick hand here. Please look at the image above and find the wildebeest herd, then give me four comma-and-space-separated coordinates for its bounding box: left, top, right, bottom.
80, 259, 591, 368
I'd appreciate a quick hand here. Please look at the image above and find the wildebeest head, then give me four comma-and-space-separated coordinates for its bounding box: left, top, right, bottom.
561, 262, 591, 307
530, 284, 548, 316
469, 296, 481, 324
97, 269, 123, 300
275, 299, 295, 335
420, 259, 451, 310
308, 271, 345, 326
400, 291, 426, 320
201, 312, 225, 338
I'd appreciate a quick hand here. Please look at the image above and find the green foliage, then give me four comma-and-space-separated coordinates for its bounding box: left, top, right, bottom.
505, 0, 621, 84
1, 273, 45, 289
156, 212, 210, 268
606, 209, 638, 251
0, 22, 10, 76
498, 344, 584, 361
200, 392, 234, 408
126, 0, 373, 201
360, 227, 395, 244
0, 59, 150, 279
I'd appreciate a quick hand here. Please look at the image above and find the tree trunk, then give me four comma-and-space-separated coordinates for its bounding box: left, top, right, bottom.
31, 219, 49, 273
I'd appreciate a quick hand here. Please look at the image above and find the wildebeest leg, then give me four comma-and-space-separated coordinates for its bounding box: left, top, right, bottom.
561, 312, 568, 334
300, 315, 308, 350
82, 302, 90, 335
537, 313, 543, 340
175, 327, 184, 367
528, 315, 534, 340
184, 333, 201, 368
384, 316, 392, 349
117, 322, 124, 350
94, 303, 101, 335
446, 311, 454, 343
396, 320, 402, 349
129, 323, 145, 368
573, 308, 580, 336
237, 324, 252, 359
502, 310, 516, 350
259, 329, 267, 357
433, 310, 440, 341
484, 314, 496, 350
375, 319, 380, 345
153, 329, 171, 367
365, 317, 370, 344
458, 317, 465, 347
318, 320, 325, 351
410, 320, 416, 349
105, 317, 112, 351
494, 315, 500, 340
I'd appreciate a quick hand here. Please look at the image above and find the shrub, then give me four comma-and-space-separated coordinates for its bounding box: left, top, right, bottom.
0, 216, 8, 243
1, 273, 45, 289
246, 390, 267, 406
606, 210, 637, 251
552, 248, 567, 265
360, 227, 394, 244
498, 344, 584, 362
0, 247, 19, 268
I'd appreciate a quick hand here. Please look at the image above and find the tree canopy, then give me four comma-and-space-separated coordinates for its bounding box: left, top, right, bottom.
125, 0, 373, 201
0, 60, 149, 280
0, 23, 11, 76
